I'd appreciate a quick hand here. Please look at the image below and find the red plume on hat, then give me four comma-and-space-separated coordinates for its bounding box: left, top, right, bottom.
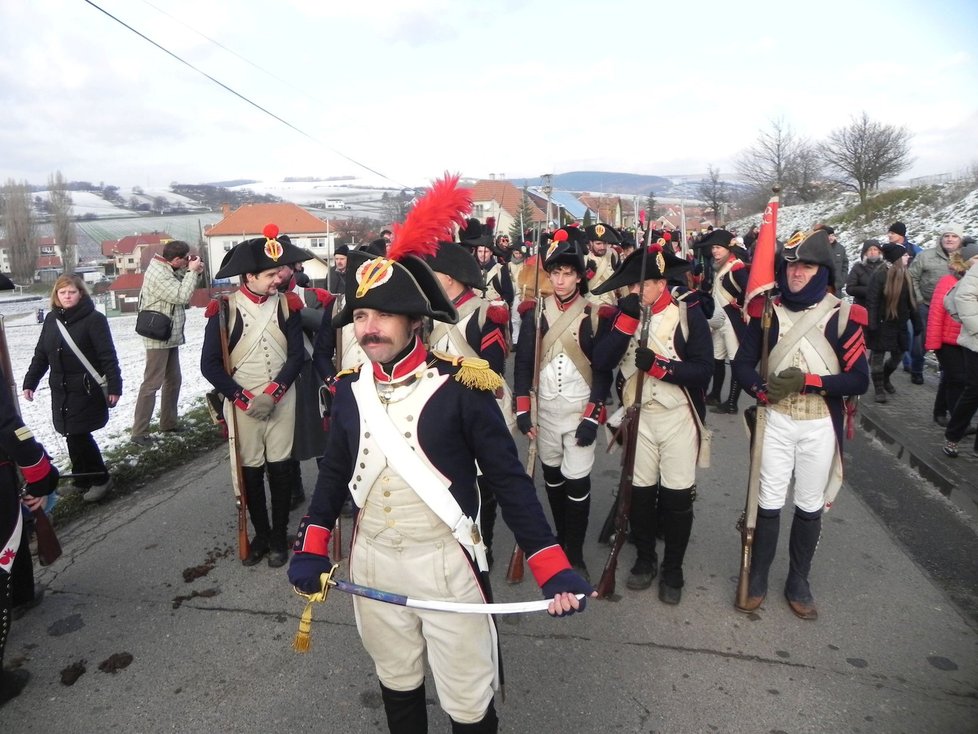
388, 173, 473, 262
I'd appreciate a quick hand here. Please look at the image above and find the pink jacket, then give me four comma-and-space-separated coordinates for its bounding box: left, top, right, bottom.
925, 274, 962, 351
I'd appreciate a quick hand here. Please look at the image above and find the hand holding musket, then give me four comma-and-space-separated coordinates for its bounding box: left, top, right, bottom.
596, 230, 654, 598
735, 295, 773, 610
218, 297, 251, 562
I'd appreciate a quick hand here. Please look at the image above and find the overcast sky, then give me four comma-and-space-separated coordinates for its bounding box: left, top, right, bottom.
2, 0, 976, 191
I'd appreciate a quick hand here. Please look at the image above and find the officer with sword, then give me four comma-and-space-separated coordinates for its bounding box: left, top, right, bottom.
287, 175, 593, 734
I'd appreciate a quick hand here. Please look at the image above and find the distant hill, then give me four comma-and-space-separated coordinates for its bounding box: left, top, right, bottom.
510, 171, 672, 196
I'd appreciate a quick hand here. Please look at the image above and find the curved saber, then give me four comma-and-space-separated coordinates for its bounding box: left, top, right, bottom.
294, 565, 582, 615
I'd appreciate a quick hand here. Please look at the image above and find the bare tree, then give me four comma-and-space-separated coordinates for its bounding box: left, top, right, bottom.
735, 118, 822, 205
49, 170, 77, 273
1, 179, 38, 282
380, 189, 415, 225
820, 112, 914, 205
696, 166, 731, 226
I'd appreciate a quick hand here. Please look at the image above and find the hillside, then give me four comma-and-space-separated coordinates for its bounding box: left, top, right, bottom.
728, 182, 978, 262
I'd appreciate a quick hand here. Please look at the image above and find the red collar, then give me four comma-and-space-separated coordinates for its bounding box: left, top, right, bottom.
454, 289, 476, 307
650, 287, 673, 314
372, 337, 429, 383
554, 291, 580, 311
238, 286, 269, 304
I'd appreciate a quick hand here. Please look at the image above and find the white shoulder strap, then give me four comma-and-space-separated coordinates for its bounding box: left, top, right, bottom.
351, 370, 489, 570
55, 320, 106, 387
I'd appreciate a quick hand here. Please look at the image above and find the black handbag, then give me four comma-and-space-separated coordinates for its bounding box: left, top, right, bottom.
135, 308, 173, 341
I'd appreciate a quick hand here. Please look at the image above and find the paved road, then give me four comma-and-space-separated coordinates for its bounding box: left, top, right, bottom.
5, 403, 977, 732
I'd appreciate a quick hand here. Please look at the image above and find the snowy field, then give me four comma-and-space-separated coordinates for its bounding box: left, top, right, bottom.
1, 300, 211, 467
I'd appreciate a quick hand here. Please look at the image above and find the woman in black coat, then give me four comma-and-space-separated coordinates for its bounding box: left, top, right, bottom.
865, 243, 922, 403
844, 239, 885, 309
22, 275, 122, 502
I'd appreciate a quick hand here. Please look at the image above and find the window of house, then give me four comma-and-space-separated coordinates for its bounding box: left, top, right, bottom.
474, 204, 485, 218
40, 246, 55, 255
310, 238, 326, 248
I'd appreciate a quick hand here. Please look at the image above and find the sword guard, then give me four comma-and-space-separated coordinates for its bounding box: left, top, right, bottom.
292, 564, 340, 654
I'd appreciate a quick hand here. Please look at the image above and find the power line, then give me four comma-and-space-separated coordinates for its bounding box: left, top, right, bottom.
80, 0, 403, 187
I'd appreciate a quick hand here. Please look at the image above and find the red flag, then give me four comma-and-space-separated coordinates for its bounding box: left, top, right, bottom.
743, 191, 779, 320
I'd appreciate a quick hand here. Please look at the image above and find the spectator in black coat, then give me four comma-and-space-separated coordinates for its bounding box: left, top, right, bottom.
22, 275, 121, 502
865, 244, 922, 403
845, 239, 885, 309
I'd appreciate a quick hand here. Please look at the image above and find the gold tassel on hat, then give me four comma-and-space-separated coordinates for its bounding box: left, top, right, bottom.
291, 567, 336, 653
433, 352, 503, 392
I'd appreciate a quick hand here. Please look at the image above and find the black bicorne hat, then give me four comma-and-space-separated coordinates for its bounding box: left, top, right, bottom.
591, 242, 690, 295
781, 229, 834, 270
332, 250, 457, 328
459, 218, 494, 249
697, 228, 735, 249
543, 229, 588, 294
425, 241, 486, 291
214, 224, 312, 279
0, 272, 14, 291
585, 223, 621, 244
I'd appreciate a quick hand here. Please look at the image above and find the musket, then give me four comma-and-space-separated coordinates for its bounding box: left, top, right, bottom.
505, 181, 551, 584
2, 314, 63, 566
331, 297, 344, 563
217, 297, 250, 561
596, 227, 653, 598
735, 293, 773, 609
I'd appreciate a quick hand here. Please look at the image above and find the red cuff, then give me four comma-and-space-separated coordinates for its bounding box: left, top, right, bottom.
527, 544, 572, 587
613, 312, 640, 335
516, 395, 531, 414
648, 357, 669, 380
234, 389, 254, 411
20, 452, 51, 483
581, 402, 607, 424
264, 382, 287, 402
294, 519, 331, 555
803, 374, 823, 393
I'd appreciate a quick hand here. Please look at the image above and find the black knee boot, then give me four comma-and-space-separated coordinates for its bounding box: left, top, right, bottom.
242, 466, 270, 566
706, 359, 726, 406
289, 458, 306, 511
743, 508, 780, 604
871, 372, 888, 403
626, 485, 658, 590
657, 487, 694, 604
476, 477, 497, 570
562, 476, 591, 580
452, 699, 498, 733
380, 681, 428, 734
785, 507, 822, 620
541, 464, 566, 546
1, 570, 31, 707
882, 357, 899, 394
265, 461, 294, 568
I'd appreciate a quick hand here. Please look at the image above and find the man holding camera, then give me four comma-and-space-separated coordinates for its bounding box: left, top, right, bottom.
131, 240, 204, 446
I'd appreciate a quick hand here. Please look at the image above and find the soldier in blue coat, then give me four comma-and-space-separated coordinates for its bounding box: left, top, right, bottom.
591, 243, 713, 603
287, 178, 592, 734
732, 229, 869, 620
1, 272, 60, 706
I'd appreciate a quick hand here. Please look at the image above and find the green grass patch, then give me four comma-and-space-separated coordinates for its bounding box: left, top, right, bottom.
50, 399, 225, 525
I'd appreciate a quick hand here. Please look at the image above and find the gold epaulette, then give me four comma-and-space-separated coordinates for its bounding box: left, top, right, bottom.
335, 364, 362, 380
432, 351, 503, 392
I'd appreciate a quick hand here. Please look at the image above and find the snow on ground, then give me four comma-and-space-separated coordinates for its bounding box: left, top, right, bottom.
728, 183, 978, 263
1, 302, 211, 468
